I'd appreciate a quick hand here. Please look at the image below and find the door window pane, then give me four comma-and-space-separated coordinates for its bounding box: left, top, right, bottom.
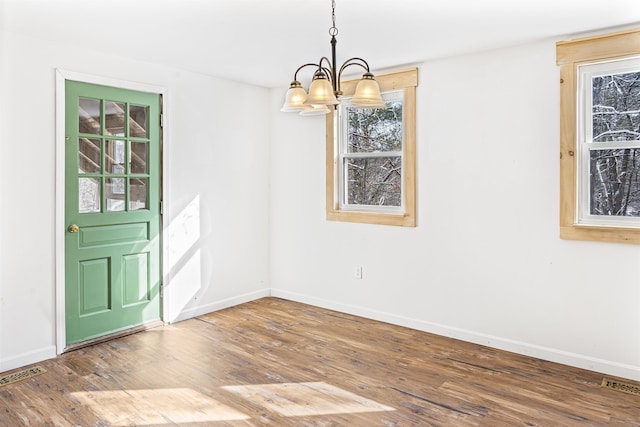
79, 138, 101, 173
106, 140, 126, 174
130, 142, 147, 174
129, 105, 148, 138
79, 177, 101, 213
78, 98, 101, 134
76, 95, 153, 214
129, 178, 148, 210
106, 177, 125, 212
105, 101, 126, 136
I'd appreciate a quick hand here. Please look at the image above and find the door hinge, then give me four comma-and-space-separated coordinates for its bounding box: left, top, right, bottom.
160, 113, 164, 128
160, 286, 164, 298
160, 200, 163, 215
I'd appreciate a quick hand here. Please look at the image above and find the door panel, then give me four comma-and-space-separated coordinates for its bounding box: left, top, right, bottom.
78, 258, 110, 316
79, 223, 149, 247
123, 252, 150, 306
65, 81, 161, 346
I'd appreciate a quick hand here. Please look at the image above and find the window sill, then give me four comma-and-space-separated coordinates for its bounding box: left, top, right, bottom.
326, 209, 416, 227
560, 224, 640, 244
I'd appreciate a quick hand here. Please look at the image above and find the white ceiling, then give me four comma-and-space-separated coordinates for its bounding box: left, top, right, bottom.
3, 0, 640, 88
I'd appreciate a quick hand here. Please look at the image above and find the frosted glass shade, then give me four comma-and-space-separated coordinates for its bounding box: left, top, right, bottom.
305, 73, 339, 106
351, 73, 386, 108
299, 104, 331, 116
281, 82, 308, 112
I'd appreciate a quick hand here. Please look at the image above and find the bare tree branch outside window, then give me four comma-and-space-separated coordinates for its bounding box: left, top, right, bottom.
590, 72, 640, 216
345, 101, 403, 207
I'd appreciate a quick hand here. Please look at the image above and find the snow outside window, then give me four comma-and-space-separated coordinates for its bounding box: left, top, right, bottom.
338, 91, 404, 213
325, 68, 417, 227
577, 58, 640, 227
557, 28, 640, 243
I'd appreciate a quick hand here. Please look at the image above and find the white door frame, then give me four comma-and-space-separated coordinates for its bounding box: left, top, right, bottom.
55, 69, 171, 354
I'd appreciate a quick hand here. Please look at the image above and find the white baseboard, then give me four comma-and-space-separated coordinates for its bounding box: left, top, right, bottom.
4, 290, 638, 382
0, 346, 57, 374
1, 289, 270, 375
271, 289, 640, 382
169, 288, 271, 323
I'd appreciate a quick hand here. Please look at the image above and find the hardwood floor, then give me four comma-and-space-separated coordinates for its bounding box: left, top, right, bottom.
1, 297, 639, 426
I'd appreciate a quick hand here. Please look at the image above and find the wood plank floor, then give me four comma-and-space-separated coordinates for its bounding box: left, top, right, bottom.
1, 297, 639, 426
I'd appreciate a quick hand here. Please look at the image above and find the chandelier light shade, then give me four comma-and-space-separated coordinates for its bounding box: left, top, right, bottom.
281, 0, 385, 115
351, 73, 386, 108
299, 104, 332, 116
305, 72, 339, 106
280, 81, 308, 112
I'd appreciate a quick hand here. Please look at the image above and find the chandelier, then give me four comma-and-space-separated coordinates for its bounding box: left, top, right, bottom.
280, 0, 386, 116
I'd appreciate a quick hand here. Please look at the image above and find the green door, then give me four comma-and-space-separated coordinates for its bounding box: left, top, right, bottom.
65, 81, 162, 346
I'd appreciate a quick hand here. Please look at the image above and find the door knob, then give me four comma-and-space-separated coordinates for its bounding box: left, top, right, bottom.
68, 224, 79, 233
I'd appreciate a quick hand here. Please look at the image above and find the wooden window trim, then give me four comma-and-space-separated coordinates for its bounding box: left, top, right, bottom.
556, 28, 640, 243
326, 68, 418, 227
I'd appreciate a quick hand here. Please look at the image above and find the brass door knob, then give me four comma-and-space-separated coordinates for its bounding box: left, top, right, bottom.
68, 224, 79, 233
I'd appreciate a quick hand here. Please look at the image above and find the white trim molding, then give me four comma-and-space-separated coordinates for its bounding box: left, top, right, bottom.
169, 288, 271, 324
0, 346, 56, 374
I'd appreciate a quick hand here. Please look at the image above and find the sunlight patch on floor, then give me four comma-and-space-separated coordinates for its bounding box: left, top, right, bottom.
222, 381, 395, 417
71, 388, 249, 425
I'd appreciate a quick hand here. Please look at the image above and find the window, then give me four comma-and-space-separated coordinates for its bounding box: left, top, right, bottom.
326, 68, 417, 226
578, 59, 640, 226
557, 29, 640, 243
339, 91, 404, 211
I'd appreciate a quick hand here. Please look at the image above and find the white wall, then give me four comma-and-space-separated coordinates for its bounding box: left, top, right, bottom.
0, 29, 271, 372
269, 39, 640, 381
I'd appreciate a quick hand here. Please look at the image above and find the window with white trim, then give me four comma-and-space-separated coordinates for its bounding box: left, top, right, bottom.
338, 90, 404, 213
557, 28, 640, 243
326, 68, 417, 227
577, 58, 640, 227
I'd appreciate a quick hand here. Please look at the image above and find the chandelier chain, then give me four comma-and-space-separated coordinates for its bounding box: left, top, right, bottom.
329, 0, 338, 36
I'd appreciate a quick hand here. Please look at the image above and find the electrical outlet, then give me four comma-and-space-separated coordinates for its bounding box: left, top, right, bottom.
355, 266, 363, 279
